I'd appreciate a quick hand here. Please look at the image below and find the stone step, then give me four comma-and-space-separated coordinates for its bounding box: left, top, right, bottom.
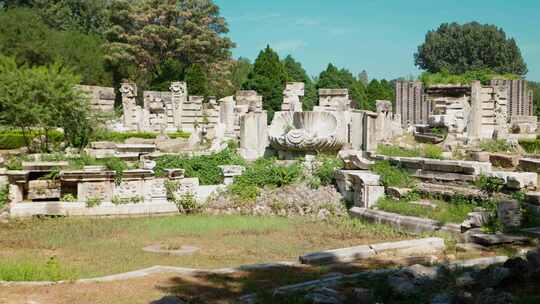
469, 233, 530, 246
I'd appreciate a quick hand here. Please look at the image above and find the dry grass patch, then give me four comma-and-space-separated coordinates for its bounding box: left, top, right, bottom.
0, 215, 411, 280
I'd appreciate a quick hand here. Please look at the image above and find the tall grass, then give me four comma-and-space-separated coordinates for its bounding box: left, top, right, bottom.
377, 197, 473, 224
0, 257, 75, 281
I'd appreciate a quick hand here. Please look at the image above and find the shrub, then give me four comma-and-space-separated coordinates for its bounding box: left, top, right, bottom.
230, 158, 302, 202
0, 256, 72, 282
423, 144, 443, 159
0, 185, 8, 210
519, 139, 540, 154
476, 174, 505, 193
480, 139, 515, 153
370, 161, 415, 188
104, 157, 127, 185
85, 196, 102, 208
0, 130, 64, 150
60, 194, 76, 202
313, 155, 343, 186
168, 131, 191, 139
154, 149, 245, 185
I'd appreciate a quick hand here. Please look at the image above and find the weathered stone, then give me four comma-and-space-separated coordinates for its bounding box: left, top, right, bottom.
22, 161, 68, 172
526, 246, 540, 270
519, 157, 540, 172
351, 288, 374, 304
338, 150, 373, 170
304, 287, 344, 304
386, 187, 412, 199
497, 200, 522, 229
27, 180, 61, 200
525, 192, 540, 205
488, 171, 537, 189
239, 111, 268, 160
470, 233, 529, 246
455, 272, 475, 287
156, 138, 190, 153
299, 245, 375, 265
219, 165, 245, 185
89, 141, 116, 149
350, 207, 444, 233
461, 211, 491, 230
470, 151, 490, 162
115, 144, 156, 154
489, 153, 519, 168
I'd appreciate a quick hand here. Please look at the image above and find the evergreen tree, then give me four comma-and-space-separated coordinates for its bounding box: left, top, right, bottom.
415, 22, 527, 75
282, 55, 316, 111
185, 64, 208, 96
243, 45, 287, 121
316, 64, 368, 109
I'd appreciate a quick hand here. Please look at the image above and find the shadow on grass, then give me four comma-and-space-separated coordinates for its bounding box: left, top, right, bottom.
151, 257, 422, 304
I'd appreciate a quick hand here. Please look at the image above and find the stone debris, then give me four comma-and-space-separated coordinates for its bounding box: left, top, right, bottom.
470, 233, 529, 246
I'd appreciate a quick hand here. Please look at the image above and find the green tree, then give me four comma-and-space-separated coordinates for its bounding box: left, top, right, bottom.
0, 56, 95, 151
316, 64, 368, 109
366, 79, 395, 110
282, 55, 317, 111
230, 57, 252, 92
530, 81, 540, 117
415, 22, 528, 75
359, 70, 368, 86
185, 64, 208, 96
243, 46, 288, 120
0, 8, 111, 85
104, 0, 234, 88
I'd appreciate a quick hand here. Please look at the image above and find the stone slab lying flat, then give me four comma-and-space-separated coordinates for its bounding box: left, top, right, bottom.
469, 233, 530, 246
349, 207, 443, 233
519, 158, 540, 173
299, 237, 445, 265
10, 201, 179, 217
522, 227, 540, 239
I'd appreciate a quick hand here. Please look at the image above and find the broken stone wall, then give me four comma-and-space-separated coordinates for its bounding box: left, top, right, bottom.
491, 79, 534, 117
77, 85, 116, 113
395, 80, 429, 127
282, 82, 304, 112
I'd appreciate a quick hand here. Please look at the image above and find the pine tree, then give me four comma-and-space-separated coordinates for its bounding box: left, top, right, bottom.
243, 45, 287, 121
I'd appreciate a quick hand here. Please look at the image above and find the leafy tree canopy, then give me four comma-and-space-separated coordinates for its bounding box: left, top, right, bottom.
243, 45, 288, 121
0, 8, 111, 85
0, 56, 95, 151
415, 22, 528, 75
104, 0, 234, 88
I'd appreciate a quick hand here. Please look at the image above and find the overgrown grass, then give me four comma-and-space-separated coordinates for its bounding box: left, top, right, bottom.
154, 148, 245, 185
311, 155, 344, 187
376, 144, 443, 159
0, 185, 8, 210
419, 69, 519, 86
479, 139, 515, 153
0, 129, 64, 150
90, 130, 191, 142
0, 257, 75, 282
377, 197, 474, 224
0, 215, 411, 280
370, 161, 415, 188
519, 139, 540, 154
230, 158, 303, 202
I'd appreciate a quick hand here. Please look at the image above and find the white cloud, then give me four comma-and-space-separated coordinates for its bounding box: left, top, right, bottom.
272, 40, 307, 52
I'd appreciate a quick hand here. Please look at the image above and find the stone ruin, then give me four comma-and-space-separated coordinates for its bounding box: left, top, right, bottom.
77, 85, 115, 113
241, 84, 403, 160
396, 79, 536, 145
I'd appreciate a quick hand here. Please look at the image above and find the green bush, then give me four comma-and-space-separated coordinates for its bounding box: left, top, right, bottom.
480, 139, 515, 153
377, 144, 443, 159
476, 174, 505, 193
370, 161, 415, 188
423, 144, 443, 159
519, 139, 540, 154
168, 131, 191, 139
0, 185, 8, 210
85, 196, 102, 208
0, 130, 64, 150
313, 155, 343, 186
230, 158, 302, 202
154, 149, 245, 185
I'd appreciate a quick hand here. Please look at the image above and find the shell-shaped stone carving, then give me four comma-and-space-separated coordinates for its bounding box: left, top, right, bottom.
269, 111, 345, 152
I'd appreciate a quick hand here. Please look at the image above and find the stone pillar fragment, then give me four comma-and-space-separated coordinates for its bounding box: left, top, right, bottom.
169, 81, 188, 131
238, 111, 268, 160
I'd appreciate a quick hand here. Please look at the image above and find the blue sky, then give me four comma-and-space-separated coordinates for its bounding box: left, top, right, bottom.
214, 0, 540, 81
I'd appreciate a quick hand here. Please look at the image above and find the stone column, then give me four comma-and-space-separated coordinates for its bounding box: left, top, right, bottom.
120, 82, 138, 131
349, 111, 365, 150
169, 81, 188, 131
219, 96, 236, 137
239, 111, 268, 160
467, 81, 483, 140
